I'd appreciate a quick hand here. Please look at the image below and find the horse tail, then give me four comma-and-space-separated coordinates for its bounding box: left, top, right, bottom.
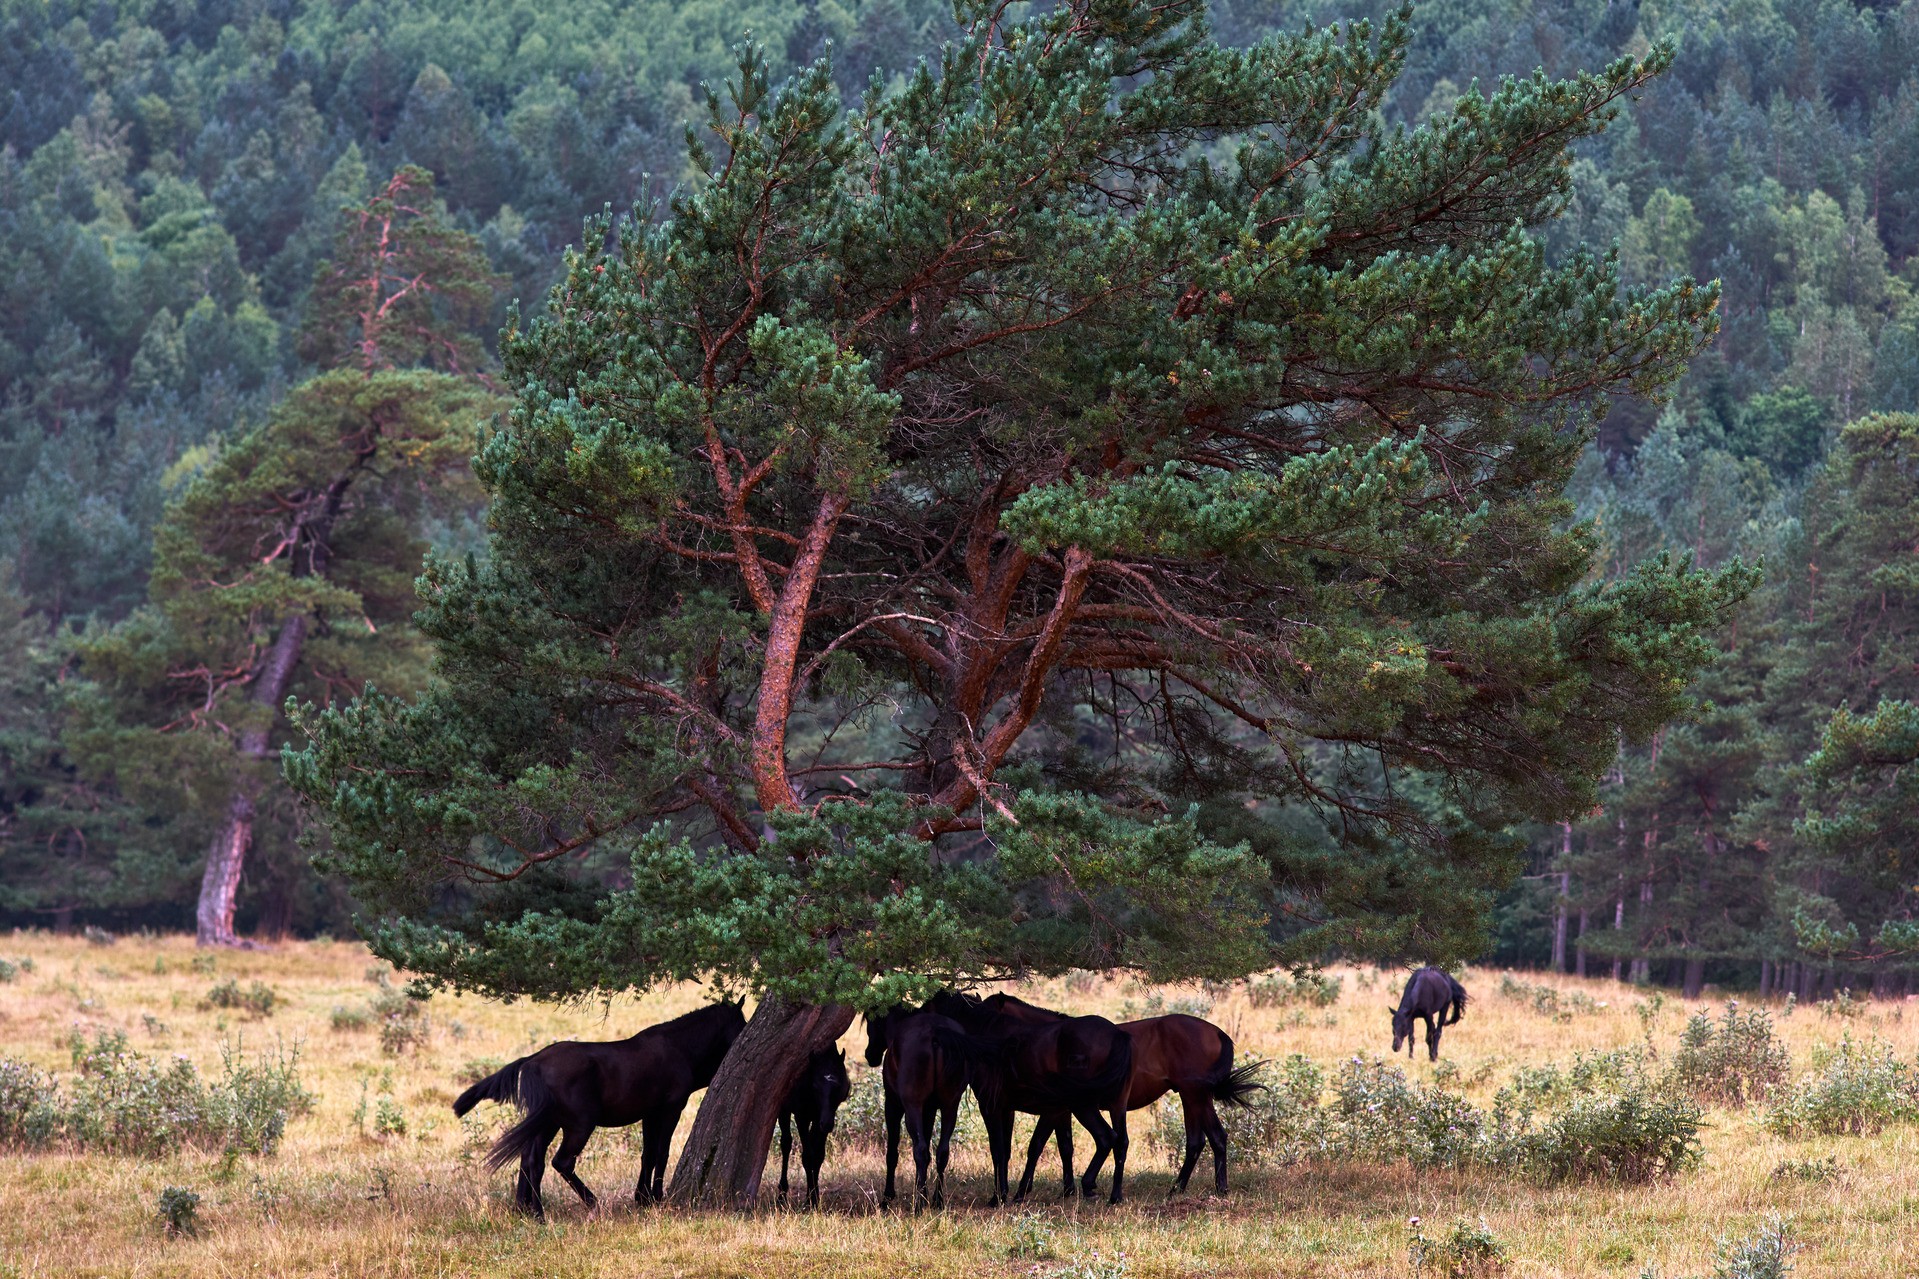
480, 1064, 559, 1172
1447, 976, 1469, 1025
1205, 1035, 1266, 1109
452, 1056, 527, 1118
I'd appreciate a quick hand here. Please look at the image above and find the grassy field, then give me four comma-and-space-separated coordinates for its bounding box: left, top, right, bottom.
1, 933, 1916, 1278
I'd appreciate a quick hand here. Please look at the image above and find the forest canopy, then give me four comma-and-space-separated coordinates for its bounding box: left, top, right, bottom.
0, 0, 1916, 1009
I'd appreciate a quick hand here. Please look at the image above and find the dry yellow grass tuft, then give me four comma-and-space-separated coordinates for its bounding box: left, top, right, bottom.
1, 933, 1915, 1277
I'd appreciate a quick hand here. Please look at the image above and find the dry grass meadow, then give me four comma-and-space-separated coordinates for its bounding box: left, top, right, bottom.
1, 932, 1916, 1278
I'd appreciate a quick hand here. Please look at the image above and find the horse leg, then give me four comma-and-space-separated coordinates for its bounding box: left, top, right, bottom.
986, 1108, 1014, 1207
634, 1118, 655, 1205
1424, 1014, 1440, 1061
882, 1086, 903, 1205
1106, 1108, 1130, 1206
515, 1122, 559, 1221
777, 1111, 793, 1206
648, 1100, 686, 1201
1429, 1017, 1443, 1061
1194, 1095, 1229, 1195
550, 1124, 599, 1212
1014, 1117, 1052, 1203
906, 1102, 934, 1211
931, 1101, 958, 1209
1076, 1108, 1112, 1198
802, 1118, 825, 1209
1172, 1093, 1207, 1194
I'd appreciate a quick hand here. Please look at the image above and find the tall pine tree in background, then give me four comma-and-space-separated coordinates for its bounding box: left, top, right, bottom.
77, 171, 501, 946
289, 0, 1738, 1203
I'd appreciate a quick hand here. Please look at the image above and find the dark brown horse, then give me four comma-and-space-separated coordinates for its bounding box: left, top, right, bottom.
863, 1006, 970, 1208
776, 1046, 851, 1208
1391, 966, 1467, 1060
929, 991, 1133, 1205
1022, 1012, 1263, 1198
452, 1000, 745, 1218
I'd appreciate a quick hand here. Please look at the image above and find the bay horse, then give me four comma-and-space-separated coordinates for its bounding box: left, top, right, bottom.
1391, 966, 1467, 1060
452, 1000, 745, 1219
776, 1046, 851, 1208
1021, 1012, 1263, 1199
863, 1006, 970, 1208
929, 991, 1134, 1205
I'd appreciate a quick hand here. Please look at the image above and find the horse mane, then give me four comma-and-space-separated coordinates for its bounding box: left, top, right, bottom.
645, 999, 743, 1035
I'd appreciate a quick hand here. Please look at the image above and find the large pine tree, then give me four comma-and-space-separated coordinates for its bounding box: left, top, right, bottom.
289, 0, 1742, 1202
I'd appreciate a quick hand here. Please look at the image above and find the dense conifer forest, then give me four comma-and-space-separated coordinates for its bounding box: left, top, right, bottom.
3, 0, 1917, 999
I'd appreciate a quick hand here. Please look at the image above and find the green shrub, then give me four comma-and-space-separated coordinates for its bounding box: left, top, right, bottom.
156, 1186, 201, 1237
1512, 1084, 1703, 1183
1245, 971, 1343, 1008
1326, 1056, 1483, 1168
330, 1005, 370, 1031
373, 1098, 407, 1139
0, 1060, 63, 1148
1005, 1211, 1058, 1259
2, 1034, 311, 1157
832, 1070, 888, 1151
455, 1057, 506, 1085
205, 979, 278, 1017
1499, 975, 1601, 1020
1763, 1035, 1917, 1137
1668, 1001, 1791, 1108
1711, 1214, 1800, 1279
1411, 1217, 1508, 1279
1768, 1156, 1839, 1183
0, 959, 16, 983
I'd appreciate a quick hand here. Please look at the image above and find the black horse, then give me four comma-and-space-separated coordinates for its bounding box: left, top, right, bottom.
1390, 967, 1468, 1061
863, 1005, 971, 1208
930, 991, 1134, 1205
776, 1046, 852, 1208
452, 1000, 745, 1219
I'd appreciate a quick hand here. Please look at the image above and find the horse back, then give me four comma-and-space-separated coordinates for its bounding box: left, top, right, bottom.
1117, 1013, 1230, 1107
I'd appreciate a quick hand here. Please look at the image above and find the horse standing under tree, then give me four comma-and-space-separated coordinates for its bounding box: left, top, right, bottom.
1390, 967, 1468, 1061
775, 1047, 852, 1208
863, 1006, 972, 1209
930, 991, 1134, 1205
1020, 1012, 1264, 1199
452, 1000, 746, 1219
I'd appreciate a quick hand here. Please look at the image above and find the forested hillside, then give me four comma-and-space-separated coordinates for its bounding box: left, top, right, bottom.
2, 0, 1917, 993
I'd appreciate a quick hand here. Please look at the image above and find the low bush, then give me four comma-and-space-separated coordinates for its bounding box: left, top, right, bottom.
1510, 1084, 1703, 1183
455, 1057, 506, 1085
1769, 1155, 1840, 1183
1711, 1214, 1800, 1279
1668, 1002, 1790, 1108
1410, 1217, 1508, 1279
0, 1033, 313, 1157
1763, 1035, 1918, 1137
156, 1186, 201, 1237
0, 1060, 63, 1147
0, 959, 16, 983
205, 979, 278, 1018
1245, 971, 1343, 1009
1325, 1056, 1484, 1169
329, 1005, 371, 1031
1499, 975, 1601, 1020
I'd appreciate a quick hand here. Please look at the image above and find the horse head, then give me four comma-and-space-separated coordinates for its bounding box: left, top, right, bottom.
1389, 1003, 1413, 1055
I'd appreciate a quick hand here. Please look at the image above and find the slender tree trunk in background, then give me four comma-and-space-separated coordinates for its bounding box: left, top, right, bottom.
51, 906, 74, 934
1611, 878, 1625, 982
1551, 824, 1571, 973
1575, 908, 1590, 978
668, 998, 853, 1208
1682, 957, 1705, 999
1758, 959, 1771, 998
1629, 878, 1654, 985
196, 613, 309, 947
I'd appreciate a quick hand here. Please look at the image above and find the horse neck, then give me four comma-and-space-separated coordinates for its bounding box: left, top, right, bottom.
675, 1010, 739, 1081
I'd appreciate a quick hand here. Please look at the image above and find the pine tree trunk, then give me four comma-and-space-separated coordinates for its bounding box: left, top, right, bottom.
195, 613, 308, 948
1575, 908, 1589, 978
1682, 957, 1705, 999
667, 997, 853, 1208
1758, 959, 1771, 998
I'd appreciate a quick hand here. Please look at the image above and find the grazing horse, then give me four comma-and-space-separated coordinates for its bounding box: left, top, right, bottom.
863, 1006, 970, 1208
777, 1046, 851, 1208
1391, 967, 1468, 1061
452, 1000, 745, 1219
1021, 1012, 1264, 1199
930, 991, 1134, 1205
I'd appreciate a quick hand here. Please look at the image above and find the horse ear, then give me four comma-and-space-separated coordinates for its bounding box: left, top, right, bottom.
1386, 1004, 1396, 1014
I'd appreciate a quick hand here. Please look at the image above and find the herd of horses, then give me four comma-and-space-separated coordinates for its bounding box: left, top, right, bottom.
451, 967, 1469, 1219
